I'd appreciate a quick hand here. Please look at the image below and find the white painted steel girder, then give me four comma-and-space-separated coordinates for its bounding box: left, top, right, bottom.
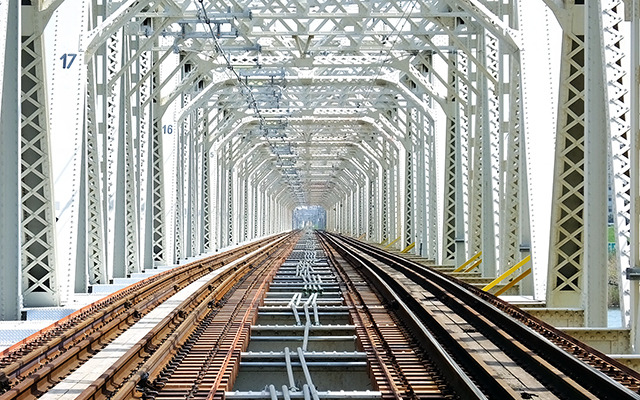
0, 0, 22, 320
3, 0, 637, 347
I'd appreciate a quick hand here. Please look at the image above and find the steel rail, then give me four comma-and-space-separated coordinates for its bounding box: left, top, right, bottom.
319, 233, 497, 400
324, 232, 640, 400
317, 237, 405, 400
83, 233, 297, 400
318, 235, 453, 399
124, 234, 297, 400
0, 233, 293, 399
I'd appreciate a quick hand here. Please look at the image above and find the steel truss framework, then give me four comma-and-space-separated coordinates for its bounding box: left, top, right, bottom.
1, 0, 640, 349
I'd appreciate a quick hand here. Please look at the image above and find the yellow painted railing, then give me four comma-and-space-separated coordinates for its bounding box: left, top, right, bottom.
357, 233, 367, 240
400, 242, 415, 253
453, 252, 482, 273
482, 255, 532, 292
494, 268, 532, 296
464, 259, 482, 273
384, 236, 402, 249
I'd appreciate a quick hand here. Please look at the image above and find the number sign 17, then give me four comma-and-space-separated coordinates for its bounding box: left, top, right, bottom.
60, 53, 77, 69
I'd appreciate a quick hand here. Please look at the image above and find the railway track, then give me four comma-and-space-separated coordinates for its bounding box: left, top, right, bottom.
0, 233, 297, 400
132, 232, 454, 399
3, 230, 640, 400
71, 232, 457, 400
320, 232, 640, 400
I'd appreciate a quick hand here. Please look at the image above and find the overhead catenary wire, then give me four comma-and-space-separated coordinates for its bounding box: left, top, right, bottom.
361, 0, 419, 108
195, 0, 307, 204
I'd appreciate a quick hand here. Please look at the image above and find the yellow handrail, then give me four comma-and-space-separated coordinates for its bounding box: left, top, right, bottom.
482, 255, 532, 292
357, 233, 367, 240
400, 242, 416, 253
453, 252, 482, 273
464, 259, 482, 273
494, 268, 532, 296
384, 236, 402, 249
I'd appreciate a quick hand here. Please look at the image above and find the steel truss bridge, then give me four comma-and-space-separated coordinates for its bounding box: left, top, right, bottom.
1, 0, 640, 350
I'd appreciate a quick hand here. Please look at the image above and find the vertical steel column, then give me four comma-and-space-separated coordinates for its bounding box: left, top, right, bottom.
121, 59, 140, 276
142, 55, 155, 268
631, 0, 640, 350
389, 149, 398, 246
346, 193, 350, 234
358, 182, 365, 236
547, 2, 586, 308
76, 113, 88, 292
267, 193, 273, 235
337, 195, 341, 233
340, 197, 345, 233
347, 190, 352, 235
77, 58, 107, 288
228, 168, 234, 244
173, 98, 186, 263
500, 60, 521, 271
468, 46, 484, 260
426, 117, 438, 260
185, 108, 199, 258
404, 133, 414, 249
352, 187, 357, 235
20, 4, 59, 306
442, 52, 468, 265
273, 194, 277, 234
479, 33, 498, 277
243, 175, 249, 241
219, 153, 229, 245
260, 187, 266, 236
217, 152, 226, 247
381, 166, 389, 243
201, 122, 211, 253
277, 194, 285, 232
262, 191, 268, 235
488, 37, 503, 275
583, 0, 608, 326
149, 51, 166, 265
344, 194, 349, 234
337, 198, 342, 233
0, 0, 21, 319
416, 119, 427, 257
327, 204, 337, 232
352, 186, 357, 235
103, 20, 143, 276
104, 25, 121, 276
336, 198, 340, 233
409, 56, 430, 258
261, 187, 267, 237
252, 177, 259, 239
459, 53, 471, 262
454, 86, 467, 266
135, 44, 150, 269
368, 178, 376, 241
602, 0, 632, 326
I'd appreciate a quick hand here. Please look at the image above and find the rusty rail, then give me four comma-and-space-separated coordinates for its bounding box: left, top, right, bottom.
0, 233, 294, 399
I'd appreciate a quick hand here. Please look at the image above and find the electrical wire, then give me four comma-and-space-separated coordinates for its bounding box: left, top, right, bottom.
195, 0, 306, 204
361, 0, 419, 108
